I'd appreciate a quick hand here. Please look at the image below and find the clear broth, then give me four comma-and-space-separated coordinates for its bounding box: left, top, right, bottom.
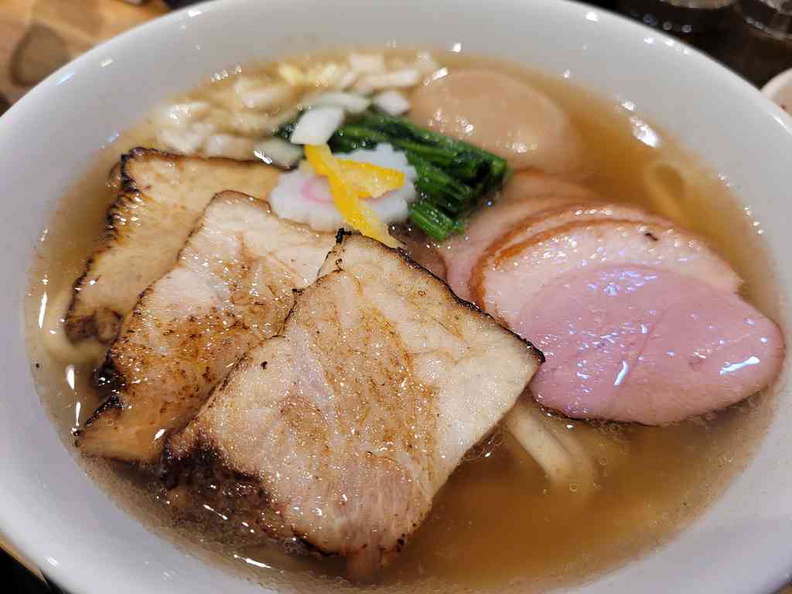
25, 50, 780, 592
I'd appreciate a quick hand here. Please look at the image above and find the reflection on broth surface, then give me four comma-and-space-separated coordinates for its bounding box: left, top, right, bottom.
25, 49, 780, 592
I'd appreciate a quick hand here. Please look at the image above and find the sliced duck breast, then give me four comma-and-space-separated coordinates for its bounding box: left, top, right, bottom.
479, 219, 741, 328
517, 265, 784, 424
469, 203, 671, 306
441, 174, 596, 301
442, 197, 573, 300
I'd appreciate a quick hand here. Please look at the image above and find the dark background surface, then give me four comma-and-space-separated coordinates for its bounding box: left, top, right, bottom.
2, 548, 58, 593
4, 0, 790, 591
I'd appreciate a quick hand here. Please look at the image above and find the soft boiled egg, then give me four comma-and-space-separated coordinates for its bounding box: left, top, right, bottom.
410, 69, 584, 177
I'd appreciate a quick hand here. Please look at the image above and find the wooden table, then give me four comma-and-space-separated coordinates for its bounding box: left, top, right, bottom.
0, 0, 168, 110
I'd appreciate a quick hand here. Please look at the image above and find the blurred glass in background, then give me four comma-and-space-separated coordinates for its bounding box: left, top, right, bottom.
617, 0, 737, 33
614, 0, 792, 85
729, 0, 792, 84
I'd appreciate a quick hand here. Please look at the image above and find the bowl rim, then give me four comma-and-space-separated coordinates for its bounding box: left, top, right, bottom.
2, 0, 792, 593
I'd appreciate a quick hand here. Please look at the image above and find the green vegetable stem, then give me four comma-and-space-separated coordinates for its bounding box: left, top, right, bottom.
329, 113, 509, 240
277, 111, 510, 241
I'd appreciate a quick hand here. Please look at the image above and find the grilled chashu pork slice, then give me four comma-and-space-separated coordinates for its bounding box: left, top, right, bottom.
65, 148, 281, 343
77, 191, 334, 463
164, 234, 542, 577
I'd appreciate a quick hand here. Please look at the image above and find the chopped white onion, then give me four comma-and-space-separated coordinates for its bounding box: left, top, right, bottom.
305, 63, 348, 87
191, 121, 218, 137
155, 101, 211, 128
267, 106, 301, 133
429, 67, 449, 82
253, 138, 304, 169
308, 92, 371, 114
234, 80, 293, 110
289, 106, 345, 145
223, 112, 273, 136
348, 53, 386, 74
354, 69, 421, 94
373, 90, 411, 116
278, 64, 306, 86
334, 70, 359, 90
412, 52, 441, 75
203, 134, 255, 160
158, 128, 206, 155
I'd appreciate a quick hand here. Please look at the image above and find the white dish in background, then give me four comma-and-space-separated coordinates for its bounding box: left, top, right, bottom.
0, 0, 791, 592
763, 67, 792, 117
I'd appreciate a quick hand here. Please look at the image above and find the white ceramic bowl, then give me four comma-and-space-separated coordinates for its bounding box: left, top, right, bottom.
1, 0, 791, 592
